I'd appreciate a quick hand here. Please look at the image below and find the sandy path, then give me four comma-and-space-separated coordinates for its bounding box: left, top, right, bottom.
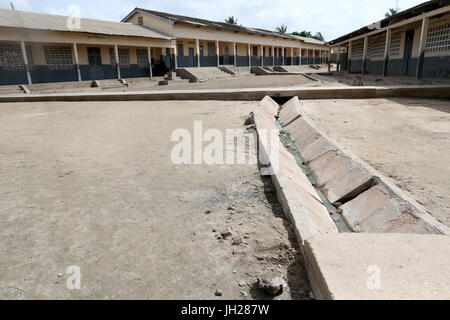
0, 100, 310, 300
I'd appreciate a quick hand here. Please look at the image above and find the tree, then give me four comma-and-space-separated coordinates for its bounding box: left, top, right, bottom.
276, 24, 288, 34
385, 8, 399, 18
225, 16, 238, 25
292, 30, 325, 42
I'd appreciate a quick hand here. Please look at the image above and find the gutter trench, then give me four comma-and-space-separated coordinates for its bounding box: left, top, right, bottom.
275, 117, 352, 233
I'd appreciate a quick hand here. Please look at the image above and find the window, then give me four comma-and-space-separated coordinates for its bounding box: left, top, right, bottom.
136, 49, 149, 68
138, 16, 143, 25
369, 37, 386, 58
0, 43, 32, 71
425, 24, 450, 53
279, 48, 282, 56
351, 41, 364, 59
390, 33, 401, 56
207, 43, 215, 56
109, 48, 130, 68
44, 45, 73, 70
269, 47, 272, 56
199, 45, 204, 57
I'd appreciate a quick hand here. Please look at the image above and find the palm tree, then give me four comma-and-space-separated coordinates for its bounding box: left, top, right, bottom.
225, 16, 238, 25
276, 24, 288, 34
313, 32, 324, 41
385, 8, 399, 18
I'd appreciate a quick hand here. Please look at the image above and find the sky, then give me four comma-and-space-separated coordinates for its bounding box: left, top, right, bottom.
0, 0, 427, 41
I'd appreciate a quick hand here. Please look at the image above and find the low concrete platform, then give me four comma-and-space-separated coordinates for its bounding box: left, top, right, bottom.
305, 233, 450, 300
0, 85, 449, 102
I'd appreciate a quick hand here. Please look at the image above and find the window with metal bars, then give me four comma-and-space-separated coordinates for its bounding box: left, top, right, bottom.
109, 48, 130, 68
136, 49, 149, 68
351, 42, 364, 59
390, 34, 401, 56
369, 37, 386, 58
44, 45, 73, 70
425, 24, 450, 53
0, 43, 32, 71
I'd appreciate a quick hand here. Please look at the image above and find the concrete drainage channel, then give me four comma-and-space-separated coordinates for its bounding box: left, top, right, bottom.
251, 96, 450, 300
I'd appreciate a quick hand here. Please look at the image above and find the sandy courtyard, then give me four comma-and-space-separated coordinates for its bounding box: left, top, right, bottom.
0, 100, 310, 300
301, 98, 450, 227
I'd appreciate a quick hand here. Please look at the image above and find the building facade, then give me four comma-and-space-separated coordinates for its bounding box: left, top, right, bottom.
329, 0, 450, 79
122, 8, 329, 69
0, 9, 176, 85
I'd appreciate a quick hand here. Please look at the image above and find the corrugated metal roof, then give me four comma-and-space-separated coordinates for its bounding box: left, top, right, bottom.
328, 0, 449, 44
0, 9, 173, 40
127, 8, 326, 45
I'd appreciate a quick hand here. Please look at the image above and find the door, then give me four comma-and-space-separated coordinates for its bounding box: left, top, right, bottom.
87, 47, 103, 80
188, 47, 195, 67
403, 30, 415, 76
223, 46, 230, 65
177, 43, 184, 67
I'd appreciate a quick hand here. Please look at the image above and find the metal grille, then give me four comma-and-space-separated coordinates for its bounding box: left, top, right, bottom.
351, 42, 364, 59
369, 37, 386, 58
390, 34, 401, 56
425, 24, 450, 53
207, 43, 215, 57
44, 45, 73, 70
118, 48, 130, 68
0, 43, 29, 71
224, 46, 230, 57
136, 49, 149, 68
109, 48, 116, 65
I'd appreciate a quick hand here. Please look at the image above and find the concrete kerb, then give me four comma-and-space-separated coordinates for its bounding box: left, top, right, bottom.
254, 96, 338, 251
286, 104, 450, 236
1, 85, 449, 103
304, 233, 450, 300
279, 96, 302, 127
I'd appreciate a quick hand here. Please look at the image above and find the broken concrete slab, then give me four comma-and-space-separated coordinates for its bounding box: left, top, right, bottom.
340, 182, 444, 234
284, 118, 321, 150
304, 233, 450, 300
259, 95, 280, 117
279, 96, 301, 126
300, 137, 338, 163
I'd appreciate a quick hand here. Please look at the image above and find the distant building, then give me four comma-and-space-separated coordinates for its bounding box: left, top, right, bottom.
0, 9, 174, 85
122, 8, 329, 69
0, 8, 330, 86
328, 0, 450, 79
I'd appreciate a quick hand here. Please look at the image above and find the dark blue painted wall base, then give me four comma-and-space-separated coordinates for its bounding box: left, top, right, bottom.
0, 69, 28, 85
236, 56, 249, 67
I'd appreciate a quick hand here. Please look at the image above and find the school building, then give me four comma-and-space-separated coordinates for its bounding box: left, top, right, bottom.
328, 0, 450, 79
121, 8, 328, 69
0, 8, 328, 86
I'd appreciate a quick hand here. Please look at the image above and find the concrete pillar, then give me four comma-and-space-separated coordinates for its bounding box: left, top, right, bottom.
248, 43, 251, 66
234, 41, 237, 67
282, 46, 285, 66
20, 40, 32, 85
196, 39, 201, 68
328, 48, 332, 72
416, 17, 430, 80
291, 47, 294, 65
114, 44, 121, 79
216, 40, 220, 66
272, 46, 275, 66
73, 43, 82, 82
173, 42, 178, 70
347, 41, 353, 73
362, 36, 368, 74
336, 46, 341, 71
147, 46, 153, 79
298, 47, 301, 65
383, 29, 392, 77
261, 45, 263, 66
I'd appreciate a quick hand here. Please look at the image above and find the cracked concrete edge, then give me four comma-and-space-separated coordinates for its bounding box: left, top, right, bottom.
295, 103, 450, 235
254, 97, 338, 248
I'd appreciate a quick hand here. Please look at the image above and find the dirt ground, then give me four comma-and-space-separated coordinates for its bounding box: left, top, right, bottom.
300, 98, 450, 227
313, 71, 450, 87
0, 100, 311, 300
